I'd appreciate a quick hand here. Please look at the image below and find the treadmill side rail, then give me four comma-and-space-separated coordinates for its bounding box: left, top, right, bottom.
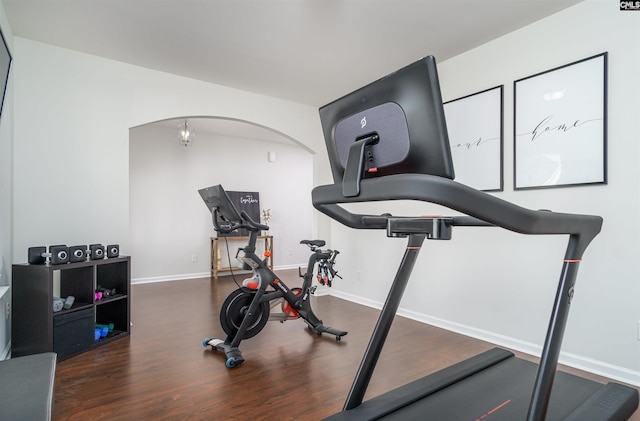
323, 348, 514, 421
564, 383, 640, 421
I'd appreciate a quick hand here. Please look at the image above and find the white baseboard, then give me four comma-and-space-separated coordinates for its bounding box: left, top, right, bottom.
132, 272, 211, 284
131, 264, 305, 285
330, 289, 384, 312
313, 285, 330, 297
330, 289, 640, 387
274, 264, 305, 271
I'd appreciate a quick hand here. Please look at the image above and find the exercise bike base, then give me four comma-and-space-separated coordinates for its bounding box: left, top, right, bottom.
203, 338, 245, 368
307, 322, 348, 340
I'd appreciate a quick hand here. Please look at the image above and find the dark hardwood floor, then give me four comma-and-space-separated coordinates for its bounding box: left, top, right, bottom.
53, 270, 639, 420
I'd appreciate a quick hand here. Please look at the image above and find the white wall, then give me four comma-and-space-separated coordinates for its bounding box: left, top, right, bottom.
0, 2, 12, 358
329, 1, 640, 385
129, 122, 314, 282
11, 37, 328, 264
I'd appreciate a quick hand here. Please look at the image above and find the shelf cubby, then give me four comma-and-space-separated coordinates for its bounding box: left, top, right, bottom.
12, 256, 131, 360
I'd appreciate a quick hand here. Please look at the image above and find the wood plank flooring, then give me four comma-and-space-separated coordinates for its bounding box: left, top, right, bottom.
53, 270, 639, 420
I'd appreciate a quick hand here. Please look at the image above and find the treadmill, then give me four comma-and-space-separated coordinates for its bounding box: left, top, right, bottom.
313, 56, 638, 420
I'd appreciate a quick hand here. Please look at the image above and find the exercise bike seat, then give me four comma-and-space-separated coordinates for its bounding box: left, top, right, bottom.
300, 239, 326, 247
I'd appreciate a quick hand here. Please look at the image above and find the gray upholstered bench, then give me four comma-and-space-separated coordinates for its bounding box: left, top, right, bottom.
0, 352, 56, 420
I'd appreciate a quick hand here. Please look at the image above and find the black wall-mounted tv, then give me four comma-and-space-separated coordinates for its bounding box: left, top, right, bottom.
319, 55, 454, 194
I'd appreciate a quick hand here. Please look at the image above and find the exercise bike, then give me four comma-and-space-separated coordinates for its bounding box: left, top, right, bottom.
199, 184, 347, 368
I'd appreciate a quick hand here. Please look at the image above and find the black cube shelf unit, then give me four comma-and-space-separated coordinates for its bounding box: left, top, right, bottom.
12, 256, 130, 360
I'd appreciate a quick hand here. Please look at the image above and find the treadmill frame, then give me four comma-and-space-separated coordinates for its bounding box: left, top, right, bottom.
312, 174, 638, 420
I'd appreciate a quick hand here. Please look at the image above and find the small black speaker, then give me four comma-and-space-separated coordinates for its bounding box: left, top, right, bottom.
49, 245, 70, 265
69, 245, 87, 262
89, 244, 104, 260
28, 246, 47, 265
106, 244, 119, 258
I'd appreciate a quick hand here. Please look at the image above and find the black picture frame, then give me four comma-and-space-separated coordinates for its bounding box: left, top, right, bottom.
514, 53, 608, 190
444, 85, 504, 192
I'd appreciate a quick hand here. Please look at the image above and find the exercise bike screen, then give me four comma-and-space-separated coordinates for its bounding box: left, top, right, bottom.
198, 184, 243, 225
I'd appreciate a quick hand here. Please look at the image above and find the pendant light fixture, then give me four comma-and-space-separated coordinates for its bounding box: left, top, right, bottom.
178, 119, 194, 147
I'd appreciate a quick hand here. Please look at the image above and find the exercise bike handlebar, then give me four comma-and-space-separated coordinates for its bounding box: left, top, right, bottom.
212, 208, 269, 234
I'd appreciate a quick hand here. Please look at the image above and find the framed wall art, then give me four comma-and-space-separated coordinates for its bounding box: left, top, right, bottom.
514, 52, 607, 190
444, 85, 503, 191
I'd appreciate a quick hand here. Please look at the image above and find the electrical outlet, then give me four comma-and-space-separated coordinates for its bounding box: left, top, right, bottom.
356, 270, 362, 283
287, 249, 293, 257
5, 302, 9, 320
191, 254, 198, 263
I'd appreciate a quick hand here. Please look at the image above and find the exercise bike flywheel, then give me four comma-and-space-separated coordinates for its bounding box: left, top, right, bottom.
220, 287, 270, 339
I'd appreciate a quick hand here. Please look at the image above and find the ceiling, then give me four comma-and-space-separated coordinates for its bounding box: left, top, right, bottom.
4, 0, 583, 108
3, 1, 583, 143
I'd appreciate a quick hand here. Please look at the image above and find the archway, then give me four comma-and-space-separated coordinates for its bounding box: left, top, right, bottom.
129, 116, 315, 283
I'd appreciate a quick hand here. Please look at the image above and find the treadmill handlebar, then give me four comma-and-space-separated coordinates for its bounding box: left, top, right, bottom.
312, 174, 602, 259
